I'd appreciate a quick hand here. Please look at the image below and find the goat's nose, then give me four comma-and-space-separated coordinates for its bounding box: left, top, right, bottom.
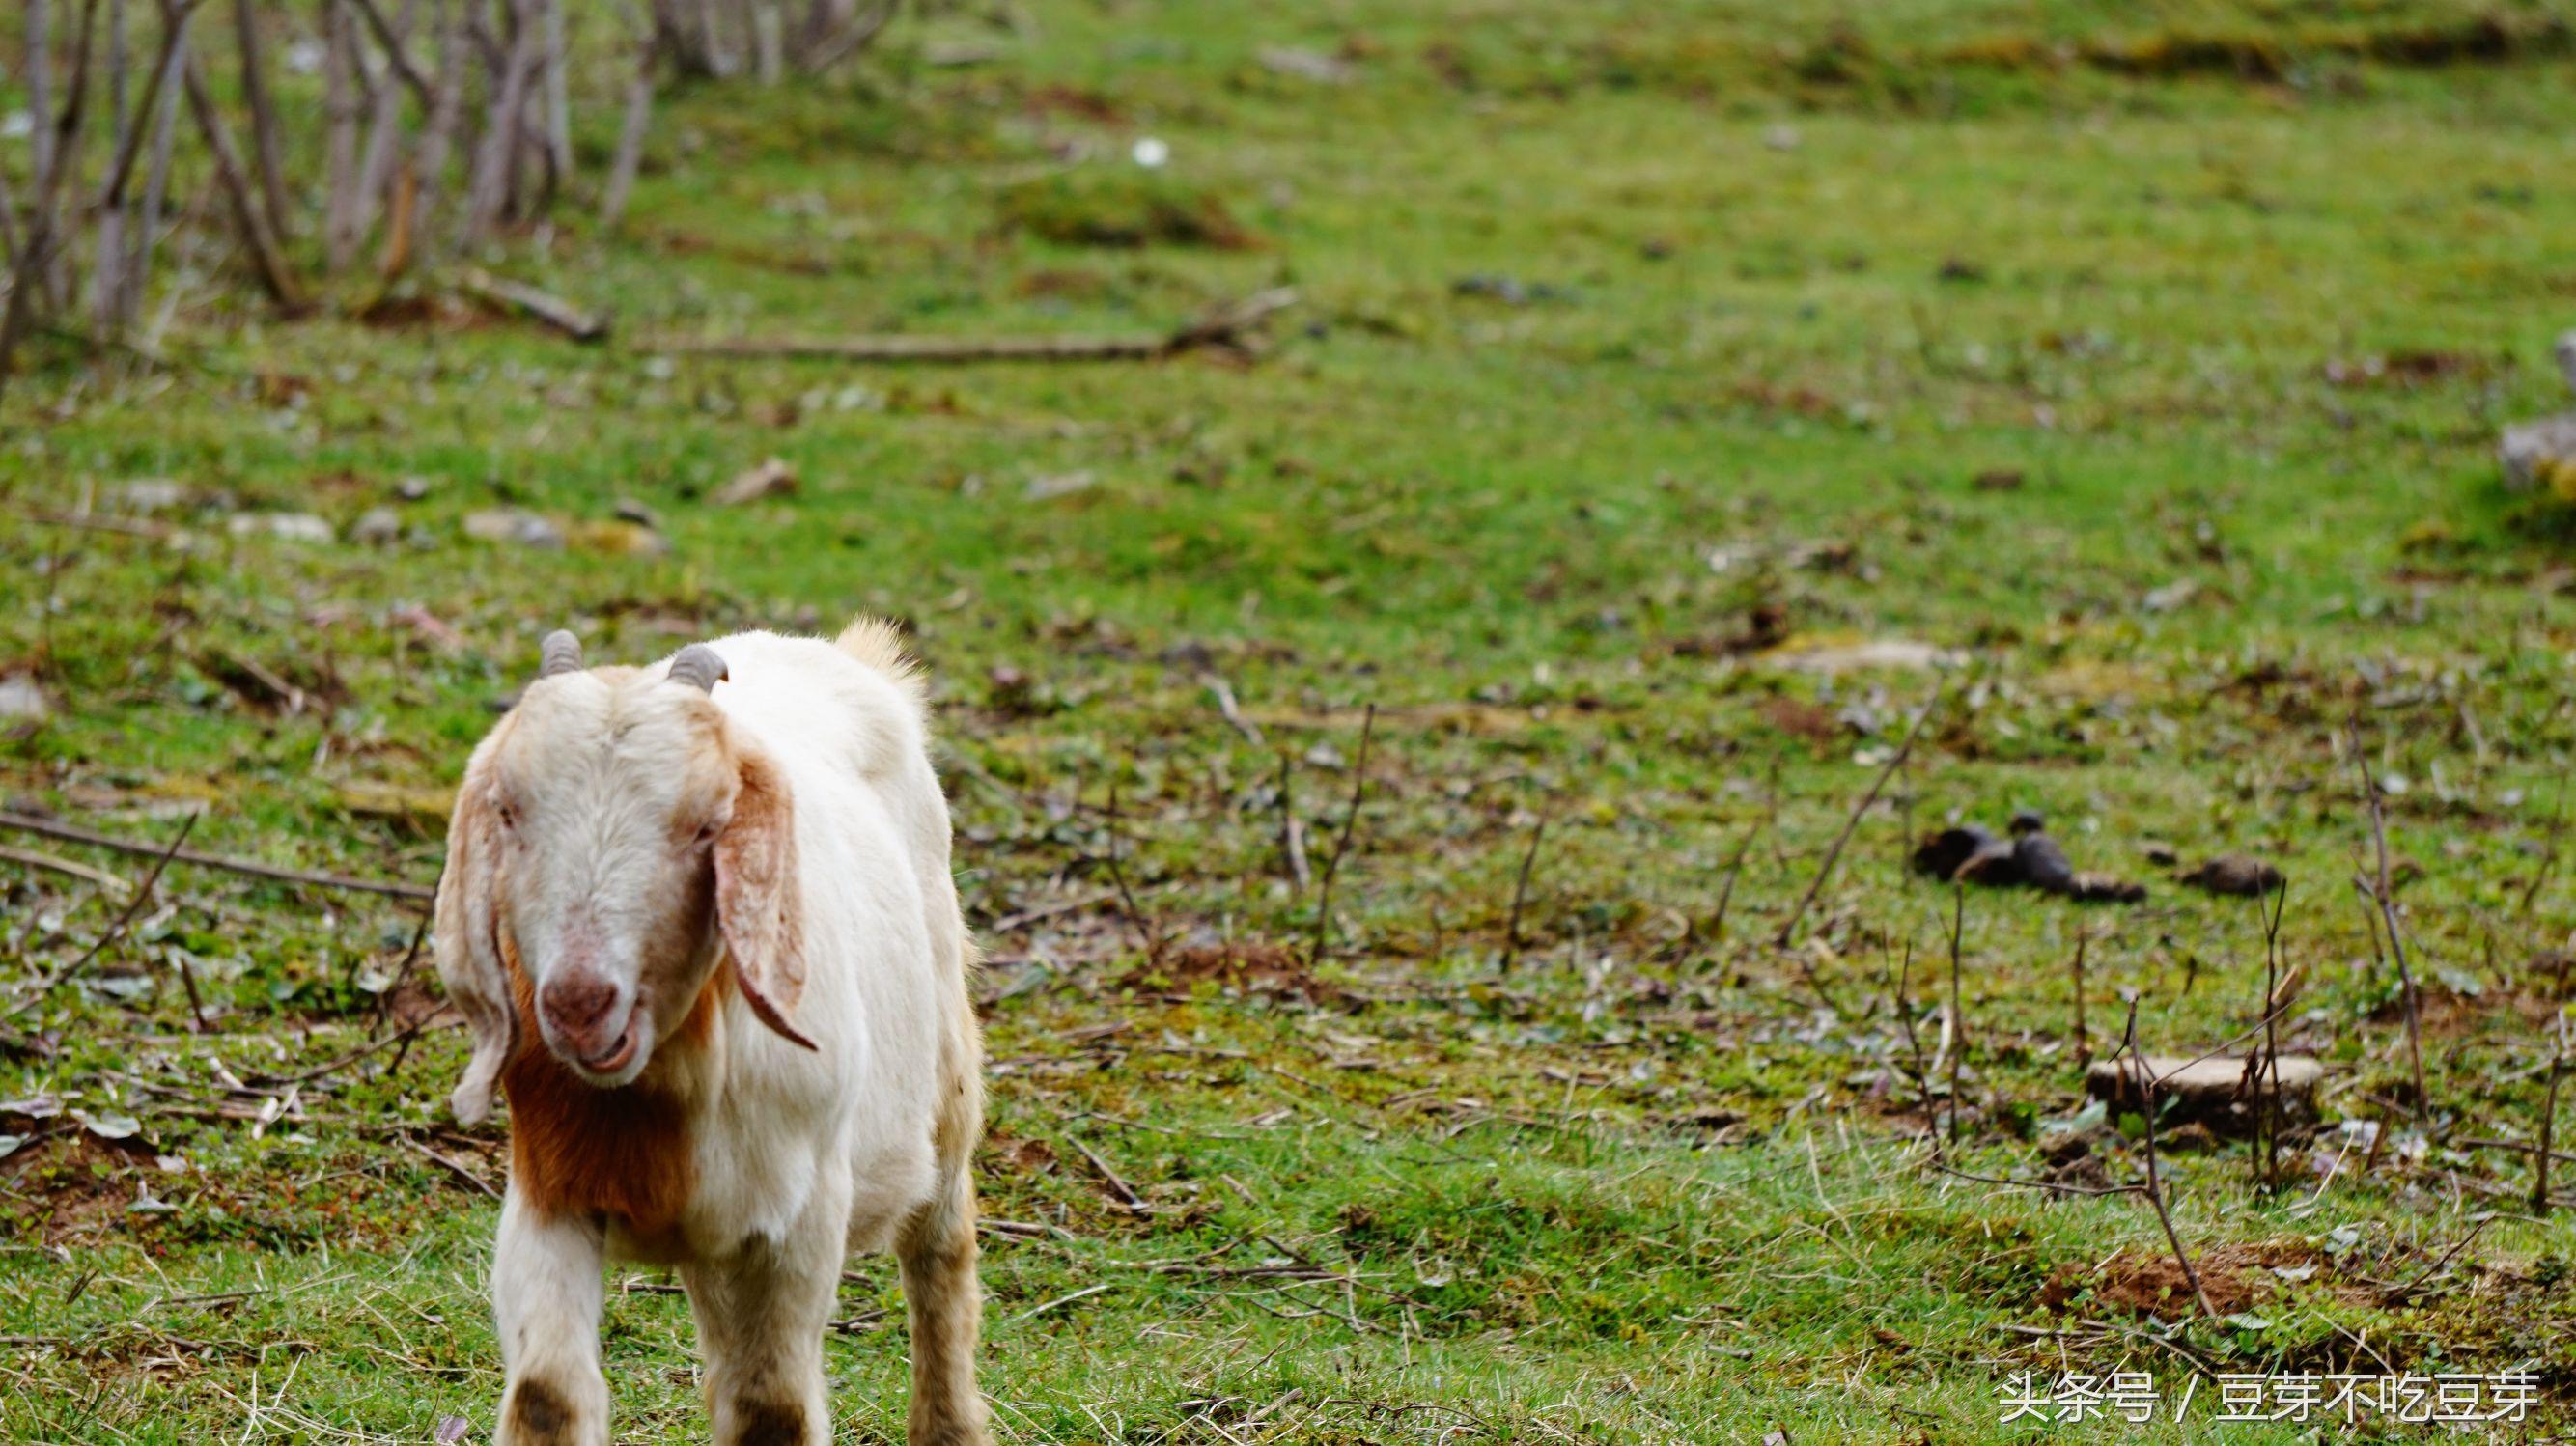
539, 970, 621, 1047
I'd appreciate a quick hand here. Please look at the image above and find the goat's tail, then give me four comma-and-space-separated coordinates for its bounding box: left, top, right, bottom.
833, 615, 926, 707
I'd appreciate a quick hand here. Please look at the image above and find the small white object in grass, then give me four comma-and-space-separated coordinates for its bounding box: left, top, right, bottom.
0, 674, 52, 721
1132, 136, 1170, 168
228, 512, 336, 544
73, 1108, 142, 1140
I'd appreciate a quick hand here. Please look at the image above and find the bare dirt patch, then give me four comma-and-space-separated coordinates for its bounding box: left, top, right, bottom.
2040, 1242, 2322, 1321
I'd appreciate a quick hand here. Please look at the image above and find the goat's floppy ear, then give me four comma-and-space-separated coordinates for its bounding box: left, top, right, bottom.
434, 751, 519, 1125
715, 744, 817, 1050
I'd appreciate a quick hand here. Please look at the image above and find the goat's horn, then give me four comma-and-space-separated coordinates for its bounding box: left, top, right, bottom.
537, 629, 584, 680
668, 644, 728, 692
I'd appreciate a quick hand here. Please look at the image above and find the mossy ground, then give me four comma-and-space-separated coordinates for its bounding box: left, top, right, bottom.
5, 1, 2575, 1439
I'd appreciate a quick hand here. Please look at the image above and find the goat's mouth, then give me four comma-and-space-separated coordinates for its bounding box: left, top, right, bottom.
576, 1013, 643, 1077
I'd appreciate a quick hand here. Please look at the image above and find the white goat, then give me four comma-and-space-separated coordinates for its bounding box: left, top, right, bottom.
434, 620, 986, 1446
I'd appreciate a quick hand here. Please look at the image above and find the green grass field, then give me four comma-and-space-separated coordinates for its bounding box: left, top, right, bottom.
5, 1, 2576, 1439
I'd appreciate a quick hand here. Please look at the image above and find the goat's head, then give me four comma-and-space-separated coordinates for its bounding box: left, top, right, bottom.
434, 630, 814, 1125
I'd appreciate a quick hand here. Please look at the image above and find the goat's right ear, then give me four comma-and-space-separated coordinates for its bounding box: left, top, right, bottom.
434, 752, 519, 1126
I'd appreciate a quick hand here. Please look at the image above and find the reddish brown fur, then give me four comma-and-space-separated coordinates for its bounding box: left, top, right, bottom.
500, 929, 723, 1236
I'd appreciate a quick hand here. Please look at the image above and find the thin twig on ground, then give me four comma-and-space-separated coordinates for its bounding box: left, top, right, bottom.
4, 810, 198, 1021
648, 288, 1298, 365
2124, 1000, 2217, 1320
0, 808, 434, 903
1306, 705, 1375, 966
1946, 886, 1968, 1144
1203, 671, 1263, 747
1275, 753, 1311, 892
1498, 806, 1549, 973
455, 266, 607, 341
1100, 774, 1163, 969
2538, 1014, 2568, 1214
2068, 926, 2090, 1067
1777, 683, 1942, 947
1706, 799, 1770, 948
0, 844, 129, 891
2350, 721, 2429, 1117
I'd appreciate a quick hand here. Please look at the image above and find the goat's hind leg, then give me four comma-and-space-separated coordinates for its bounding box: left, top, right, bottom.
898, 1168, 989, 1446
491, 1192, 611, 1446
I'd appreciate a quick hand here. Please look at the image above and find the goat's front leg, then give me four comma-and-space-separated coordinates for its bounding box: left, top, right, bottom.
491, 1191, 610, 1446
683, 1218, 842, 1445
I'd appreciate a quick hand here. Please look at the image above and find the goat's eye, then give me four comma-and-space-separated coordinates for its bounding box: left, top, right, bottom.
495, 802, 519, 832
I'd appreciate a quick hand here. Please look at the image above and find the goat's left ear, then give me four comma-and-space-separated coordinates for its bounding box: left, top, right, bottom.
714, 743, 817, 1051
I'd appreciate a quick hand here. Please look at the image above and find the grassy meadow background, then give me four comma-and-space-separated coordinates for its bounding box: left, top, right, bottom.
5, 0, 2576, 1439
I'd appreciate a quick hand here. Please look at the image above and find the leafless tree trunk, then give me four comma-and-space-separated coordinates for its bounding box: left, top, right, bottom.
43, 0, 103, 308
91, 0, 132, 337
462, 0, 538, 247
5, 0, 905, 387
600, 21, 658, 226
231, 0, 294, 243
322, 0, 366, 267
89, 0, 198, 338
351, 0, 416, 250
1, 0, 103, 398
182, 45, 305, 308
798, 0, 893, 72
753, 0, 783, 82
129, 2, 191, 317
539, 0, 573, 176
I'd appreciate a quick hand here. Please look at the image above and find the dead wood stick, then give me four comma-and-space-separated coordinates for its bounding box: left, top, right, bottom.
2451, 1137, 2576, 1167
456, 266, 607, 341
2350, 721, 2428, 1118
3, 810, 196, 1021
1203, 671, 1263, 747
0, 808, 434, 903
2540, 1018, 2567, 1213
1073, 1139, 1146, 1212
1305, 704, 1375, 966
1776, 682, 1942, 947
2122, 999, 2218, 1320
397, 1130, 501, 1200
1945, 885, 1967, 1142
647, 288, 1299, 364
1498, 807, 1549, 973
1931, 1162, 2144, 1199
1706, 773, 1777, 946
1101, 775, 1163, 967
2380, 1215, 2495, 1305
1275, 753, 1311, 892
0, 844, 131, 891
2068, 926, 2090, 1067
